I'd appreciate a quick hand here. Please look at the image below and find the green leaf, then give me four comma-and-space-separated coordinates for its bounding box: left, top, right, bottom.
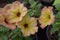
51, 20, 60, 33
56, 11, 60, 18
12, 35, 22, 40
34, 4, 41, 17
58, 31, 60, 40
29, 0, 37, 8
54, 0, 60, 5
58, 37, 60, 40
58, 29, 60, 40
0, 25, 9, 32
55, 4, 60, 11
28, 9, 35, 16
13, 28, 21, 35
23, 0, 28, 4
24, 36, 32, 40
0, 32, 8, 40
58, 30, 60, 36
9, 28, 22, 40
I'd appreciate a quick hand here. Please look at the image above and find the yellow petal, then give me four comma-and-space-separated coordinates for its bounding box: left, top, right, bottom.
19, 4, 24, 11
39, 6, 55, 29
4, 4, 12, 11
9, 17, 22, 23
22, 29, 30, 37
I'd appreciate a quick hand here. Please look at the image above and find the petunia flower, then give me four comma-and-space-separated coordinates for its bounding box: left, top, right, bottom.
0, 8, 16, 30
38, 6, 55, 29
4, 1, 28, 23
17, 15, 38, 37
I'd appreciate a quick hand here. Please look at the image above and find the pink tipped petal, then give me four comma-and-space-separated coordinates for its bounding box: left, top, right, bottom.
12, 1, 21, 5
4, 1, 28, 23
3, 23, 16, 30
0, 8, 16, 30
48, 6, 53, 10
4, 4, 12, 11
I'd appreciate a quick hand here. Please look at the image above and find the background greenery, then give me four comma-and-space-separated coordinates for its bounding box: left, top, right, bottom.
54, 0, 60, 5
51, 0, 60, 40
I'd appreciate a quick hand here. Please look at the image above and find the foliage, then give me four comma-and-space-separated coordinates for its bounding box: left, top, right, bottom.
54, 0, 60, 5
27, 0, 41, 17
51, 3, 60, 40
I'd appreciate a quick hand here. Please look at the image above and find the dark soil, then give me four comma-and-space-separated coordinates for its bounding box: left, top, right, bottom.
51, 32, 58, 40
46, 25, 58, 40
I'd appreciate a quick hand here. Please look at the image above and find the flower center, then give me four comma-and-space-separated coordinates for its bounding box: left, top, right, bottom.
48, 15, 50, 19
4, 18, 8, 24
24, 24, 28, 28
17, 12, 21, 17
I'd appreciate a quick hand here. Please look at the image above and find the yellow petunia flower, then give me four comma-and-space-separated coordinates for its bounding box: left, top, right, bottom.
38, 6, 55, 29
4, 1, 28, 23
0, 8, 16, 30
17, 15, 38, 37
